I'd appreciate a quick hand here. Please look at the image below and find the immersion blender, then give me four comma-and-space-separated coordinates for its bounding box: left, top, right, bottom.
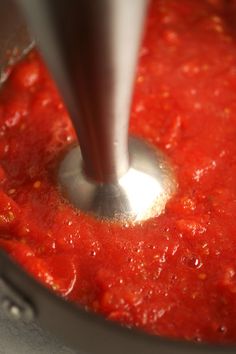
18, 0, 176, 224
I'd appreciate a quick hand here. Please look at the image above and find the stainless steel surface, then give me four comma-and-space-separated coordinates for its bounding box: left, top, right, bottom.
59, 137, 176, 222
19, 0, 176, 223
18, 0, 148, 183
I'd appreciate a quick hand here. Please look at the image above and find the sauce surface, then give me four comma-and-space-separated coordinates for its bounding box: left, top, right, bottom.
1, 0, 236, 344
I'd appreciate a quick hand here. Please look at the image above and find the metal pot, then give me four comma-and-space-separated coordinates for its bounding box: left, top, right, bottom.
0, 1, 235, 353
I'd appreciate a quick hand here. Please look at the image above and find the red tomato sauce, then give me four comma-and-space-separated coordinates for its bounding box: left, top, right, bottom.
1, 0, 236, 344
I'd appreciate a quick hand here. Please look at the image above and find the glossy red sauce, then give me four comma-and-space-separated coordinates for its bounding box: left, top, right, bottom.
1, 0, 236, 344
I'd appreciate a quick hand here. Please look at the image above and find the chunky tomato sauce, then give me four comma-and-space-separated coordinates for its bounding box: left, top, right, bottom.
1, 0, 236, 344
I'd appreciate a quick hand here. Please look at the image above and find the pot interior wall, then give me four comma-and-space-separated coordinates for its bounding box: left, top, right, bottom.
0, 0, 31, 81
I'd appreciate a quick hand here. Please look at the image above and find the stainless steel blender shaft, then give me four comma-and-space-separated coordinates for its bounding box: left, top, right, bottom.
18, 0, 148, 183
18, 0, 176, 223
